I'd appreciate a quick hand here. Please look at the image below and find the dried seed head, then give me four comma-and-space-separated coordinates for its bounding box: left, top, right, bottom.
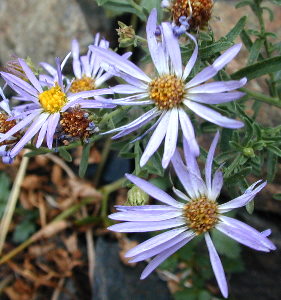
69, 77, 95, 93
184, 195, 218, 234
60, 108, 93, 140
0, 113, 21, 146
171, 0, 213, 30
149, 74, 185, 110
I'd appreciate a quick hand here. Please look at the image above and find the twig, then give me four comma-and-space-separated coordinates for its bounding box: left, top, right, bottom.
0, 197, 96, 265
0, 150, 30, 254
46, 153, 76, 179
51, 278, 65, 300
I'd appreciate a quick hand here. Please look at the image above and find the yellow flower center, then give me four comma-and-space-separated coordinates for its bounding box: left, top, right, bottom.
38, 84, 67, 114
171, 0, 213, 30
69, 76, 95, 93
149, 74, 185, 110
184, 196, 218, 235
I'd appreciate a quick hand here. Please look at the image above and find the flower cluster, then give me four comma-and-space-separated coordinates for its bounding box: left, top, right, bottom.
0, 3, 276, 299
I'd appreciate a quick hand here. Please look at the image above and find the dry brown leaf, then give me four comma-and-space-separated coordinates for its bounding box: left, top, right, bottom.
4, 279, 34, 300
28, 243, 56, 258
21, 174, 48, 190
67, 178, 102, 200
51, 164, 64, 186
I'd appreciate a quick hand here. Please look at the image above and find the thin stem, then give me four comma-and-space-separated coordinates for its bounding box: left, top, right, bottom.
0, 150, 30, 255
240, 87, 281, 108
93, 137, 112, 187
99, 177, 126, 220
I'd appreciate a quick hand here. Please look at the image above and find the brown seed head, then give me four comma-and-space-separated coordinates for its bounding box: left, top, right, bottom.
0, 113, 21, 146
171, 0, 213, 30
149, 74, 185, 110
60, 108, 92, 140
184, 195, 218, 235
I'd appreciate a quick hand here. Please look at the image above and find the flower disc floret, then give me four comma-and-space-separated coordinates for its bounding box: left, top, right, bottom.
149, 74, 185, 109
184, 196, 218, 234
38, 84, 67, 113
69, 76, 96, 93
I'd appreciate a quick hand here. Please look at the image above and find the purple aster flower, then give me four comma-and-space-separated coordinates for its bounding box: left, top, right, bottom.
108, 132, 276, 298
0, 57, 114, 158
40, 34, 131, 94
90, 9, 246, 168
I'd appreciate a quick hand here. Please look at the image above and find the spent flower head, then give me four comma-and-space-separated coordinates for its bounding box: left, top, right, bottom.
90, 9, 246, 168
108, 132, 276, 298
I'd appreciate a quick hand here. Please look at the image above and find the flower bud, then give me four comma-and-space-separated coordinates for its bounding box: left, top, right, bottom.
127, 185, 149, 206
243, 147, 255, 158
116, 22, 136, 48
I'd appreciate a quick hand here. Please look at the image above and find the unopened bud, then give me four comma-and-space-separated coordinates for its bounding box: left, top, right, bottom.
127, 185, 149, 206
243, 147, 255, 158
116, 22, 136, 48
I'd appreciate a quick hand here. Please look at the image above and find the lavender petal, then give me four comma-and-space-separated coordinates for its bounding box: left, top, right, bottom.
126, 173, 183, 208
184, 101, 244, 128
205, 233, 228, 298
162, 108, 179, 168
140, 235, 194, 279
108, 217, 186, 233
140, 110, 170, 167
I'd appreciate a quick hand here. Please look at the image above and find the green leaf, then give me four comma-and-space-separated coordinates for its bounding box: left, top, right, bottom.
58, 148, 72, 162
103, 0, 146, 20
271, 0, 281, 5
246, 199, 255, 214
174, 290, 197, 300
267, 151, 278, 182
240, 29, 253, 50
273, 193, 281, 200
96, 0, 110, 5
198, 290, 212, 300
247, 39, 264, 65
212, 229, 241, 259
199, 41, 234, 59
231, 56, 281, 80
235, 0, 253, 8
225, 16, 247, 42
267, 145, 281, 157
225, 166, 252, 184
13, 220, 36, 243
24, 148, 51, 157
79, 143, 92, 178
0, 172, 10, 217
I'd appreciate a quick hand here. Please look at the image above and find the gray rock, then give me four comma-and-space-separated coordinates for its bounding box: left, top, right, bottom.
92, 237, 172, 300
230, 213, 281, 300
0, 0, 108, 65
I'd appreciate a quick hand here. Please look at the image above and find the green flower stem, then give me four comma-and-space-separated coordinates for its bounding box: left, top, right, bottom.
93, 137, 112, 187
240, 87, 281, 109
99, 177, 126, 223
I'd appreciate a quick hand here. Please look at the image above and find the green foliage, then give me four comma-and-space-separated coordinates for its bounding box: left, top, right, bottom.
0, 172, 10, 218
79, 142, 92, 178
211, 229, 241, 259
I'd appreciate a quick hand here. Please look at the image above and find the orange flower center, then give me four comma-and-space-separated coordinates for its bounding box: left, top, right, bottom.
69, 77, 95, 93
149, 74, 185, 110
184, 196, 218, 234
